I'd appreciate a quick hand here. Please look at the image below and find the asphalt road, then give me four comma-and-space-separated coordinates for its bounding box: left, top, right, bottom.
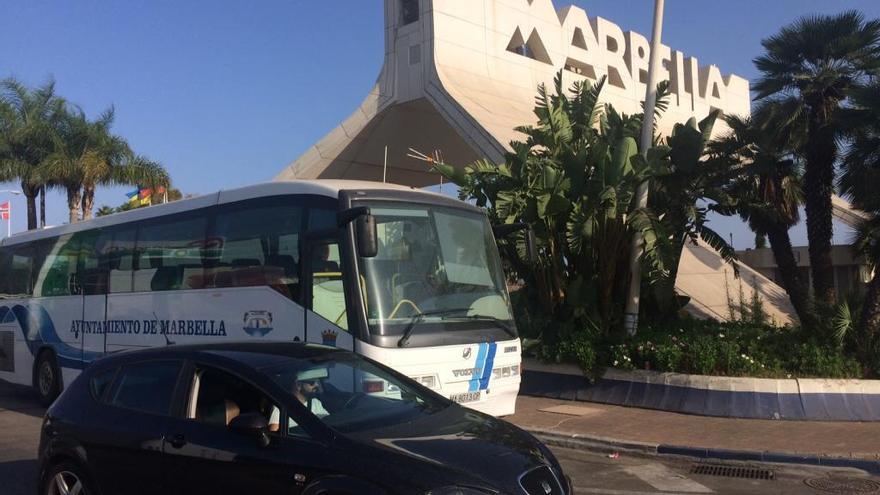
2, 380, 879, 495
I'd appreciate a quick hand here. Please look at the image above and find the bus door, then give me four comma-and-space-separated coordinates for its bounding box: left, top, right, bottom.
300, 231, 354, 352
79, 230, 112, 363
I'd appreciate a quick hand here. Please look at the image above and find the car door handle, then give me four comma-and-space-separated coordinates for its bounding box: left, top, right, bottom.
165, 434, 187, 449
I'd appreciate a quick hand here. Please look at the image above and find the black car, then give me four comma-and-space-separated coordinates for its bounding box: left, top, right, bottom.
38, 342, 569, 495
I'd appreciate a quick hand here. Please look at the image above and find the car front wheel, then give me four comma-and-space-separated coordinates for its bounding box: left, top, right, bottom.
43, 461, 97, 495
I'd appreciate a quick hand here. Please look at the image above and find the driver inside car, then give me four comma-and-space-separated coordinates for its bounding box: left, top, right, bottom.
268, 367, 331, 432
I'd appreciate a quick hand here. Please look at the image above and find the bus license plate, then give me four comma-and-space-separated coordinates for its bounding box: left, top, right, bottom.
450, 391, 481, 404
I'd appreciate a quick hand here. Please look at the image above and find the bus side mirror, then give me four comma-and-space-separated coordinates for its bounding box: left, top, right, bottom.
525, 228, 537, 264
338, 207, 378, 258
356, 214, 378, 258
492, 223, 537, 264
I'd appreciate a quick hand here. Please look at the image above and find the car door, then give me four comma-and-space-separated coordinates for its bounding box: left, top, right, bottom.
162, 363, 336, 495
85, 359, 183, 494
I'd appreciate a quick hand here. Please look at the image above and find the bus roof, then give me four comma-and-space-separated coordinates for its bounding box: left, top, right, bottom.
0, 180, 447, 247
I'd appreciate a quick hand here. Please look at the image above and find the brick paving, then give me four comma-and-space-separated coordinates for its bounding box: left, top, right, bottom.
507, 395, 880, 459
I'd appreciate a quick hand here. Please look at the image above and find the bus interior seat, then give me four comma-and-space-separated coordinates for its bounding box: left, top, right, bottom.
231, 258, 261, 268
265, 254, 297, 278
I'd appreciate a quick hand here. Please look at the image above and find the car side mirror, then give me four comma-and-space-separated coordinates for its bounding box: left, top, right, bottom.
229, 412, 271, 447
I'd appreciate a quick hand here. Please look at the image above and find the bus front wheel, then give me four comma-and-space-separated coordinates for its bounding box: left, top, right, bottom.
34, 350, 61, 406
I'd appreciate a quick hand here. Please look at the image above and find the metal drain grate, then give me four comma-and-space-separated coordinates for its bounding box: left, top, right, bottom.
691, 464, 775, 480
804, 477, 880, 493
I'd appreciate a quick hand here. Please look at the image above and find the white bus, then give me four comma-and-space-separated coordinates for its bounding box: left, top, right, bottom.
0, 181, 525, 416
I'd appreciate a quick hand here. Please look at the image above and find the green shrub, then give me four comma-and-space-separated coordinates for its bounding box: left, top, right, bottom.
534, 318, 870, 379
687, 335, 720, 375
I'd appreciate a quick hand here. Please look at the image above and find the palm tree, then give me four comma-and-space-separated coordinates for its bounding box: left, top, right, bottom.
45, 103, 170, 221
840, 83, 880, 347
0, 77, 64, 230
95, 205, 116, 217
80, 152, 169, 220
711, 113, 818, 331
44, 105, 93, 223
752, 11, 880, 307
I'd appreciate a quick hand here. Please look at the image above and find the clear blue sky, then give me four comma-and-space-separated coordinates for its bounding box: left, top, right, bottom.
2, 0, 879, 246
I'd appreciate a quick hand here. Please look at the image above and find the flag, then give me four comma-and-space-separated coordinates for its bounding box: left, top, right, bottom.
126, 189, 140, 205
139, 188, 152, 199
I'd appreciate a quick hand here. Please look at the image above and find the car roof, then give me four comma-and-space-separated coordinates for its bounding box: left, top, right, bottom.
91, 342, 347, 371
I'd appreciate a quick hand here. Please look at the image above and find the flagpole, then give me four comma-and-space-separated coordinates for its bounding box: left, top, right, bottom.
623, 0, 665, 336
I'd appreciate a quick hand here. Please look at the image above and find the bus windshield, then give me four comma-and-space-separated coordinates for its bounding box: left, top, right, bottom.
357, 202, 514, 336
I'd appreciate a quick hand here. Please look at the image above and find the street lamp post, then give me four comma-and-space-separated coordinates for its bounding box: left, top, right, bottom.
0, 190, 23, 239
623, 0, 666, 336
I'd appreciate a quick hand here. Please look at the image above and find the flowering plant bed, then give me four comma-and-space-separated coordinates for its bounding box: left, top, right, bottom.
533, 319, 868, 381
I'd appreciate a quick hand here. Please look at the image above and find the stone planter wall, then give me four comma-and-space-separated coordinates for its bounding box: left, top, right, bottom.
521, 358, 880, 421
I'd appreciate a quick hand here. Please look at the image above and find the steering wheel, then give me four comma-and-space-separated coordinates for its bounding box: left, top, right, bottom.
342, 392, 366, 410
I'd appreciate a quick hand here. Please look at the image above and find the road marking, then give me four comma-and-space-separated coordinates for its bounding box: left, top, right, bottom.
622, 463, 714, 493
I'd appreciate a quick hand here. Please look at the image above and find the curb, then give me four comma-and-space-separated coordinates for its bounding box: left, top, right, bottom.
526, 429, 880, 475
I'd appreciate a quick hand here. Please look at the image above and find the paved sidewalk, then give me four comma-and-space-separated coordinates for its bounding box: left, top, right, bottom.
507, 396, 880, 461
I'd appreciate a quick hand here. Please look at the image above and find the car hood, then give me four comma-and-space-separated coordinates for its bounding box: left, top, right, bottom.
345, 405, 552, 493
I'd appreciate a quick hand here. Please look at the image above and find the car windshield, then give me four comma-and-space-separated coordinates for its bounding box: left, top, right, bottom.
263, 352, 449, 433
357, 202, 514, 335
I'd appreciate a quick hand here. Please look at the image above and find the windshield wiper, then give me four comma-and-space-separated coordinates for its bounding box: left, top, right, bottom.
396, 308, 471, 348
458, 315, 517, 339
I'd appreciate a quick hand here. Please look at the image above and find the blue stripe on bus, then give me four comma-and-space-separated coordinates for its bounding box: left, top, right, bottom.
468, 343, 488, 392
479, 342, 497, 390
2, 303, 97, 370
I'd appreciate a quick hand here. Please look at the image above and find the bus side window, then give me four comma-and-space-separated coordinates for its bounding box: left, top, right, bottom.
134, 217, 207, 292
78, 230, 113, 296
108, 228, 136, 294
0, 248, 10, 298
207, 202, 303, 300
8, 248, 33, 297
32, 235, 80, 298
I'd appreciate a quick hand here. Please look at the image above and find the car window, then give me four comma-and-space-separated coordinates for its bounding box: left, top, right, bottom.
264, 353, 448, 434
110, 361, 181, 415
90, 368, 117, 401
189, 367, 280, 433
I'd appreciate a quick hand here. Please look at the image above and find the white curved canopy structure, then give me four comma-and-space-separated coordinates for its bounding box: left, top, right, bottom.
277, 1, 811, 324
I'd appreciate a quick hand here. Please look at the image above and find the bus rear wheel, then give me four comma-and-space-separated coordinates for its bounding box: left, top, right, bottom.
34, 351, 61, 406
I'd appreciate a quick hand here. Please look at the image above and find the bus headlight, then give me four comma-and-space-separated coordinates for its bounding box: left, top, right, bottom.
411, 374, 438, 389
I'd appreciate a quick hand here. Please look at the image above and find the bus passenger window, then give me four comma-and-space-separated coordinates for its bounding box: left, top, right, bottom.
134, 217, 206, 292
108, 228, 136, 294
33, 235, 80, 297
77, 230, 111, 296
1, 248, 33, 297
206, 202, 303, 300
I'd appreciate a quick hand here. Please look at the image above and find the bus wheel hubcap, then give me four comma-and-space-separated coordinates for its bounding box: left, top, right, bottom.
50, 471, 84, 495
39, 362, 54, 396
